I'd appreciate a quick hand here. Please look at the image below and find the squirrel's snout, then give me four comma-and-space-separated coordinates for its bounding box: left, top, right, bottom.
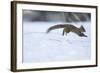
80, 33, 87, 37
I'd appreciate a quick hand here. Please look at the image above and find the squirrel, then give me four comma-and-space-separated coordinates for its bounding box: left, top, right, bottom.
46, 24, 87, 37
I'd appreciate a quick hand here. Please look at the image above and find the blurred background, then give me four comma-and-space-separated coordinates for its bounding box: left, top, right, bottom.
23, 10, 91, 22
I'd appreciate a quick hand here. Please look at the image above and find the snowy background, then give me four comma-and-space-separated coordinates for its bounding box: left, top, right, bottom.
22, 10, 91, 63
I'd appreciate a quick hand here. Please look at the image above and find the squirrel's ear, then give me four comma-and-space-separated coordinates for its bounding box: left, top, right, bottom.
80, 25, 86, 32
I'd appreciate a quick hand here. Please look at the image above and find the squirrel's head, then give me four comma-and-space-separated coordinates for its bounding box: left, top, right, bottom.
79, 25, 86, 32
79, 33, 87, 37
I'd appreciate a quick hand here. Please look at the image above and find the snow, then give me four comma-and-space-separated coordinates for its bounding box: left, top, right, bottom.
23, 21, 91, 63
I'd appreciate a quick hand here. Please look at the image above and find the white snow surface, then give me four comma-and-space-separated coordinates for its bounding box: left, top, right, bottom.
23, 21, 91, 63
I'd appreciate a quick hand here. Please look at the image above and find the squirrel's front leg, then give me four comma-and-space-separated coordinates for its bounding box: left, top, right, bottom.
62, 29, 65, 36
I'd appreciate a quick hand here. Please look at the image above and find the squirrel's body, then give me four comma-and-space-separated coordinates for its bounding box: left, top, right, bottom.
47, 24, 87, 37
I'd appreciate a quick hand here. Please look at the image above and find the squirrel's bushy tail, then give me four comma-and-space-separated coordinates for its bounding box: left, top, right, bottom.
47, 24, 66, 33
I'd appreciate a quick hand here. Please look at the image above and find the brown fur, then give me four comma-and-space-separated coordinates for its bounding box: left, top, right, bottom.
47, 24, 87, 37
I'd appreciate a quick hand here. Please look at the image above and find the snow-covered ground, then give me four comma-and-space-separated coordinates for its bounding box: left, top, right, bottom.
23, 21, 91, 63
